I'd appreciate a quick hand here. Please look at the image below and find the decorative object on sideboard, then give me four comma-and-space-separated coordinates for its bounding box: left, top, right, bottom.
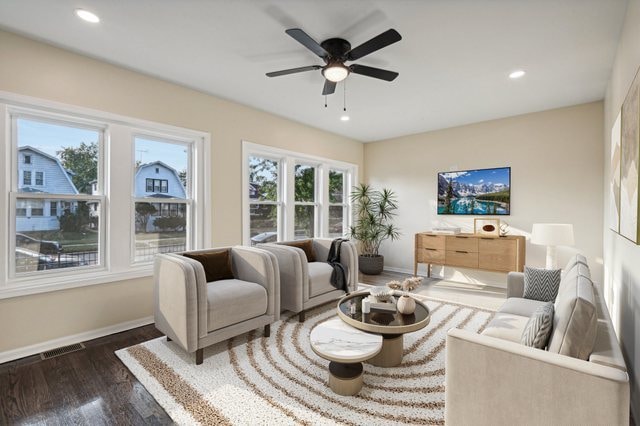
437, 167, 511, 215
349, 183, 400, 275
531, 223, 574, 269
474, 218, 500, 238
387, 276, 423, 315
500, 221, 510, 236
431, 225, 461, 235
619, 65, 640, 244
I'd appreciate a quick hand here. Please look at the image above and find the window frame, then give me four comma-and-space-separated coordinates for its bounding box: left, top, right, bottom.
327, 168, 350, 238
242, 141, 357, 245
0, 91, 211, 300
246, 152, 284, 243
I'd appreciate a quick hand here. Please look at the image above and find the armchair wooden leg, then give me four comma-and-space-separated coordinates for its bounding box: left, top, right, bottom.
166, 336, 171, 342
264, 324, 271, 337
195, 348, 203, 365
299, 311, 306, 322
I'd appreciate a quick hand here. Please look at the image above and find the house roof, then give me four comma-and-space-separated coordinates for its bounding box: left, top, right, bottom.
18, 146, 79, 194
135, 160, 186, 198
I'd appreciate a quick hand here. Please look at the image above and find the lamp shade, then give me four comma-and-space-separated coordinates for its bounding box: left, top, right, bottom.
531, 223, 574, 246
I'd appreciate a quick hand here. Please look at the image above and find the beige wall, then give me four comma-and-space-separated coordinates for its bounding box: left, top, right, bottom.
0, 30, 363, 353
603, 0, 640, 416
364, 102, 604, 287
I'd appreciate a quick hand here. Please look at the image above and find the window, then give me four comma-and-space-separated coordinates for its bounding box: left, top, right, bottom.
247, 155, 281, 245
1, 95, 209, 297
12, 116, 103, 277
328, 170, 348, 237
294, 163, 317, 239
133, 136, 191, 263
243, 142, 356, 245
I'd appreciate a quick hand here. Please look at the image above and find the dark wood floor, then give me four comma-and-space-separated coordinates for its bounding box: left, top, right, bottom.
0, 325, 171, 425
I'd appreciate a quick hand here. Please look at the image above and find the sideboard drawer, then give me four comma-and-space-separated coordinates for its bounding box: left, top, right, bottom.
478, 238, 517, 271
417, 234, 445, 250
445, 236, 479, 253
417, 247, 445, 264
445, 250, 479, 268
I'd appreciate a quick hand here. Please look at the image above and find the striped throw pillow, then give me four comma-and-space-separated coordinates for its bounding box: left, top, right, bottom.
521, 302, 554, 349
523, 266, 561, 302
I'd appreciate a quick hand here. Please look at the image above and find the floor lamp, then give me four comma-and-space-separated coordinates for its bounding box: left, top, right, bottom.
531, 223, 574, 269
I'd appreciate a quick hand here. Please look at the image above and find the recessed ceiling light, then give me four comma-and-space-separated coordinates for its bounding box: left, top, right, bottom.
340, 115, 350, 121
75, 9, 100, 23
509, 70, 526, 79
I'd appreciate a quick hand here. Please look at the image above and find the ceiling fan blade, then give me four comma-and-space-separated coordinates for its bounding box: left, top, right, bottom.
266, 65, 322, 77
350, 64, 399, 81
322, 80, 337, 95
285, 28, 328, 58
347, 29, 402, 61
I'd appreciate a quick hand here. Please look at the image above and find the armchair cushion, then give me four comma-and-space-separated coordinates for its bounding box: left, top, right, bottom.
206, 279, 268, 332
308, 262, 335, 297
278, 239, 316, 262
523, 266, 561, 302
183, 249, 234, 282
481, 312, 530, 343
499, 297, 548, 317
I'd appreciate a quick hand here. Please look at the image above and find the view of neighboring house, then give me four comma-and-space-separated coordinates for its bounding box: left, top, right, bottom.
16, 146, 79, 232
134, 161, 187, 232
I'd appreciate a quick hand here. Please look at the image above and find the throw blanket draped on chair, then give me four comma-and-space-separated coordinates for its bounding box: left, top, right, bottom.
327, 238, 349, 292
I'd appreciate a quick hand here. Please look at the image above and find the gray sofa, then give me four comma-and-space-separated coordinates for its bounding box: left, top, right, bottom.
154, 246, 280, 364
259, 238, 358, 321
445, 255, 630, 425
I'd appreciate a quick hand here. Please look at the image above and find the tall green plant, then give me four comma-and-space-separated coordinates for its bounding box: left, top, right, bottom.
349, 184, 400, 256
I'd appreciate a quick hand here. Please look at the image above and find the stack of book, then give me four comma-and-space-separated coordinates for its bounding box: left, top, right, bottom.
432, 226, 461, 235
366, 295, 397, 313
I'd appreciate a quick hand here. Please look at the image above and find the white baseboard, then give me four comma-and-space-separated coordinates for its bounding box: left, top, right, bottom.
0, 316, 154, 364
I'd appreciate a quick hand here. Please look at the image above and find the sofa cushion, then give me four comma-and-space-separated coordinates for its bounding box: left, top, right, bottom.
308, 261, 336, 297
499, 297, 548, 317
521, 302, 554, 349
548, 275, 598, 359
206, 279, 267, 331
523, 266, 561, 302
183, 249, 234, 282
481, 312, 530, 343
279, 239, 316, 262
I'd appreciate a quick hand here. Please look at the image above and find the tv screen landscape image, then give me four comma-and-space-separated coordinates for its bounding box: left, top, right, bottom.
438, 167, 511, 215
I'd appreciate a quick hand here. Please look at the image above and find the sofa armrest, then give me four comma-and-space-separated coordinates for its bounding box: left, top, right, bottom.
507, 271, 525, 298
232, 246, 280, 320
258, 244, 308, 313
312, 238, 359, 293
154, 254, 208, 353
445, 328, 630, 426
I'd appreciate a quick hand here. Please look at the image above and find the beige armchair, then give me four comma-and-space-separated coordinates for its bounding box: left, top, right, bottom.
153, 246, 280, 365
260, 238, 358, 321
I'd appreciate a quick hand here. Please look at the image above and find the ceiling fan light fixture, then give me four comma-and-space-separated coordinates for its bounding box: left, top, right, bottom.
322, 64, 349, 83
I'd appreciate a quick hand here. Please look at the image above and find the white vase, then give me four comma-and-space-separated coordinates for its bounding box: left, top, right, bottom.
397, 295, 416, 315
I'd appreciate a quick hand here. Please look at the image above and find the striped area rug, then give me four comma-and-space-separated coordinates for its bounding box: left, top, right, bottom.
116, 294, 496, 425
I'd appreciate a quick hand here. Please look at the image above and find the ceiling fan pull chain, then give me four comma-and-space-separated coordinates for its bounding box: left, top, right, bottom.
343, 80, 347, 112
324, 95, 327, 108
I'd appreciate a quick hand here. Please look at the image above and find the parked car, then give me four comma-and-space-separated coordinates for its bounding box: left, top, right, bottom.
250, 231, 277, 246
16, 233, 62, 254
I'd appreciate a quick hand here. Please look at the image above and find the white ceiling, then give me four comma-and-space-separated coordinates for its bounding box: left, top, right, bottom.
0, 0, 628, 142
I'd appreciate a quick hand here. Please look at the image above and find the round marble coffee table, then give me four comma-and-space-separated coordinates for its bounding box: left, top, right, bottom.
309, 317, 383, 396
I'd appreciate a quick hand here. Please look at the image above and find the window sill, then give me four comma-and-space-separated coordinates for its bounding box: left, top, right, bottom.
0, 267, 154, 300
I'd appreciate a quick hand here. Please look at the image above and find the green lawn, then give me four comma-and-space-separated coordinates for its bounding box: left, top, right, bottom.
21, 230, 99, 253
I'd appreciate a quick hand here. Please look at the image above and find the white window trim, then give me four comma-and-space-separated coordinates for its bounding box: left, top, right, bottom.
242, 141, 357, 245
0, 91, 211, 300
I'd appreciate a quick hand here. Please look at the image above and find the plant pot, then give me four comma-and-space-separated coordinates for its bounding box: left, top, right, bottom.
397, 295, 416, 315
359, 254, 384, 275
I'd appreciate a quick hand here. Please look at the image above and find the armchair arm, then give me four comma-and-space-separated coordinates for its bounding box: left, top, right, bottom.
507, 271, 525, 298
153, 254, 208, 353
445, 328, 630, 426
312, 238, 359, 293
231, 246, 280, 320
258, 244, 308, 313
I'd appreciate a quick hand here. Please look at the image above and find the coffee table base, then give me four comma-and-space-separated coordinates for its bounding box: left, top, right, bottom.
367, 334, 403, 367
328, 361, 364, 396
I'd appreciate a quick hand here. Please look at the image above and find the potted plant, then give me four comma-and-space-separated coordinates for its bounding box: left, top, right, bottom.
349, 184, 400, 275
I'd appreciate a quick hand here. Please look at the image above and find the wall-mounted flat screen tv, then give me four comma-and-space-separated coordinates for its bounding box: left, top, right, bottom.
438, 167, 511, 215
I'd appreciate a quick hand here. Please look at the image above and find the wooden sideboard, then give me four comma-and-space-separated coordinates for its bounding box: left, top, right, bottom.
414, 232, 525, 277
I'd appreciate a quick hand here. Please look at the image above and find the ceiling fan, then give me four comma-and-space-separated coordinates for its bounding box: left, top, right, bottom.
266, 28, 402, 95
